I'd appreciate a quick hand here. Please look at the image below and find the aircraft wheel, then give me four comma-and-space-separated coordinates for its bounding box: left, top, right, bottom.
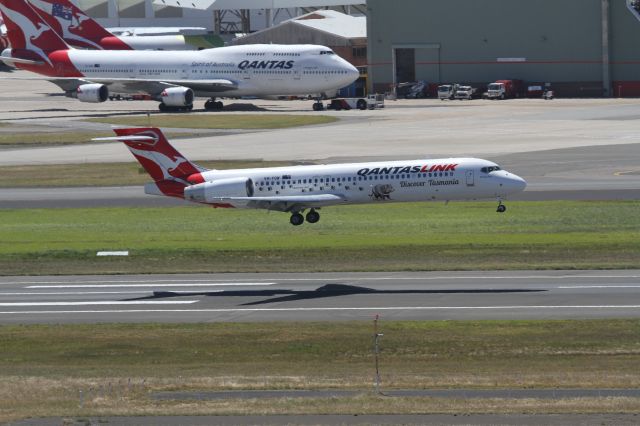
158, 102, 168, 112
215, 101, 224, 110
204, 99, 215, 110
312, 102, 323, 111
356, 99, 367, 110
290, 213, 305, 226
306, 210, 320, 224
497, 204, 507, 213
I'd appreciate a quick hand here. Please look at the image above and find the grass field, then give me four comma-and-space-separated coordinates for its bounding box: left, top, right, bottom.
0, 160, 295, 188
0, 131, 112, 147
1, 320, 640, 421
87, 114, 338, 129
0, 200, 638, 275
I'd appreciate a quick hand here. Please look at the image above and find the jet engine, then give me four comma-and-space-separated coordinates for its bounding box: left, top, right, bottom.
160, 87, 194, 107
184, 177, 254, 203
68, 83, 109, 103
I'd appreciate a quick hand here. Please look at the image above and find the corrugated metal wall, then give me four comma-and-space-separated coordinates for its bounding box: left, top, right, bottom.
368, 0, 640, 97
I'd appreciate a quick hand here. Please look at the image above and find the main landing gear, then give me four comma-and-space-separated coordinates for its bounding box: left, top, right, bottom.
496, 200, 507, 213
290, 209, 320, 226
158, 102, 193, 112
204, 98, 224, 111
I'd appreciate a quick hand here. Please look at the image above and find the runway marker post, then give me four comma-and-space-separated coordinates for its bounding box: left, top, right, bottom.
373, 314, 384, 394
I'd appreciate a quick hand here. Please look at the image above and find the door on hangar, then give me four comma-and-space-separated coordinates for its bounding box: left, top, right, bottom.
393, 44, 440, 86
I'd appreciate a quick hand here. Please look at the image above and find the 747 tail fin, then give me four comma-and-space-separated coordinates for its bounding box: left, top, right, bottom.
28, 0, 132, 49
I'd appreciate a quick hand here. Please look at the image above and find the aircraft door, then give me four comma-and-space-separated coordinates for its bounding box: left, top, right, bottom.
293, 67, 301, 80
465, 169, 475, 186
243, 68, 251, 80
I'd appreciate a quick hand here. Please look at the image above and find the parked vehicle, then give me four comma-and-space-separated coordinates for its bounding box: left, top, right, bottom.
396, 80, 428, 98
454, 85, 478, 100
325, 94, 385, 111
543, 89, 554, 100
438, 84, 458, 100
485, 79, 524, 99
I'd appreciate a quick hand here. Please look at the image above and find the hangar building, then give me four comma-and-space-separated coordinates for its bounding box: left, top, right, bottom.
367, 0, 640, 97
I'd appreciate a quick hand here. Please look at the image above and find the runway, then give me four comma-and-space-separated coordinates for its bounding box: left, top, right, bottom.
2, 270, 640, 324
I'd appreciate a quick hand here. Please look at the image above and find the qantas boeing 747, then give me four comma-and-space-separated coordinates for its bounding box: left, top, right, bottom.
97, 128, 528, 226
0, 0, 358, 110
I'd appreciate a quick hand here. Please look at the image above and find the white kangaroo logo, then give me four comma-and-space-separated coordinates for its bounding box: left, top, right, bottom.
29, 0, 102, 49
127, 146, 190, 182
0, 3, 53, 65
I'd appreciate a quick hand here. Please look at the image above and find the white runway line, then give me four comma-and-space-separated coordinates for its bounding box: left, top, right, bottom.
557, 286, 640, 289
0, 305, 639, 315
26, 283, 275, 289
0, 300, 199, 307
4, 274, 639, 287
0, 290, 223, 296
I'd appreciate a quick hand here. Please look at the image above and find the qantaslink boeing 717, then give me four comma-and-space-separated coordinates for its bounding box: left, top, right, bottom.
97, 128, 528, 226
0, 0, 358, 111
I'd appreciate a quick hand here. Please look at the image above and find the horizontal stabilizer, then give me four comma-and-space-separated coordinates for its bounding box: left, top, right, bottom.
0, 56, 44, 65
92, 136, 156, 142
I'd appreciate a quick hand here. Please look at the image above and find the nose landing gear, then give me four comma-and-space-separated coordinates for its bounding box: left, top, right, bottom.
496, 200, 507, 213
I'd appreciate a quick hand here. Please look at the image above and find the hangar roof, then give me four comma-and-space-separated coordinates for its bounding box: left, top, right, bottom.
153, 0, 365, 11
292, 10, 366, 39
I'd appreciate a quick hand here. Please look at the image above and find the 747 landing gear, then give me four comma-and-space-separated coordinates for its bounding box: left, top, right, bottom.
159, 102, 193, 112
312, 101, 324, 111
496, 200, 507, 213
204, 98, 224, 111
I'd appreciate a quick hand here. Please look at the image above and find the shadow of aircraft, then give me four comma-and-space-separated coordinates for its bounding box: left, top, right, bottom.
125, 283, 546, 306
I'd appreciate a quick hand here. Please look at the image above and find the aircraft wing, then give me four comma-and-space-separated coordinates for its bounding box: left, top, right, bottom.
213, 194, 347, 212
47, 77, 238, 96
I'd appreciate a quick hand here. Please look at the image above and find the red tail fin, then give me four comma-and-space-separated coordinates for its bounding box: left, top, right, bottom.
114, 127, 205, 184
28, 0, 132, 50
0, 0, 69, 53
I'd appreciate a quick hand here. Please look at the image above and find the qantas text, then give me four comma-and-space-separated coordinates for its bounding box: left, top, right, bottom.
238, 60, 295, 70
357, 164, 458, 177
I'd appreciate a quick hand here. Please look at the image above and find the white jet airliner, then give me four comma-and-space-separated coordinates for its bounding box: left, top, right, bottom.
0, 0, 358, 110
28, 0, 220, 51
97, 127, 528, 226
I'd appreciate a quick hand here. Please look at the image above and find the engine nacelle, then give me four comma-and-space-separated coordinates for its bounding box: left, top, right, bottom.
160, 86, 194, 107
184, 177, 254, 203
73, 84, 109, 103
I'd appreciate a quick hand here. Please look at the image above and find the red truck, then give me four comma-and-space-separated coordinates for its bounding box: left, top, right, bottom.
485, 79, 524, 99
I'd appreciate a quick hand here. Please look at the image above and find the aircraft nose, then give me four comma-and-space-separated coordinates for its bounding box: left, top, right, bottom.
503, 172, 527, 193
342, 60, 360, 84
493, 170, 527, 194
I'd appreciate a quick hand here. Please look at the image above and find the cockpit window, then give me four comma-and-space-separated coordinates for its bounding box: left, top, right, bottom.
481, 166, 501, 173
320, 50, 335, 55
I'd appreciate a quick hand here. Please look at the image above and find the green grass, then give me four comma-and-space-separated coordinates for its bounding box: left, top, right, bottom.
2, 320, 640, 421
0, 160, 297, 188
87, 114, 338, 129
0, 131, 112, 147
0, 201, 638, 275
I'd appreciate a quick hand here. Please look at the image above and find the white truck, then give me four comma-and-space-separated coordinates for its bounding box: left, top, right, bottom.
437, 84, 457, 100
324, 94, 385, 111
454, 85, 478, 100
